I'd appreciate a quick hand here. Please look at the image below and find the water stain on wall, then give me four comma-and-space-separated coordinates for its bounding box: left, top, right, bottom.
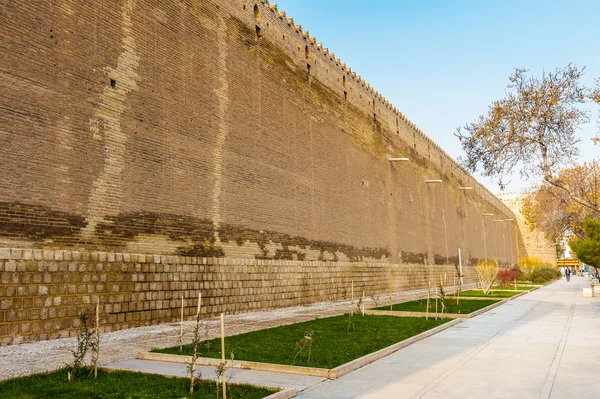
83, 0, 141, 239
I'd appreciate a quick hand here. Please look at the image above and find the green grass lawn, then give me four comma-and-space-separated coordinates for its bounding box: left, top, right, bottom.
492, 285, 534, 291
153, 315, 451, 369
458, 289, 522, 298
0, 368, 276, 399
374, 298, 499, 314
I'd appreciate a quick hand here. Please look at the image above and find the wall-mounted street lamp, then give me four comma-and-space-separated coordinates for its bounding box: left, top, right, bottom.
483, 213, 494, 217
425, 180, 442, 184
459, 186, 473, 190
388, 157, 410, 162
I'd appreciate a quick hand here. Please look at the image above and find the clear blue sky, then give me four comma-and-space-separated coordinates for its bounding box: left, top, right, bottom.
275, 0, 600, 193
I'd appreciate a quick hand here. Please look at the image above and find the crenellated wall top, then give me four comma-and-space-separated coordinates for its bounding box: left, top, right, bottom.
237, 0, 511, 216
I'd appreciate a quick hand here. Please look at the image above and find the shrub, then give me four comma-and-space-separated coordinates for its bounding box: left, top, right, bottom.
518, 256, 544, 275
496, 268, 520, 285
529, 267, 561, 284
518, 257, 555, 282
476, 260, 499, 295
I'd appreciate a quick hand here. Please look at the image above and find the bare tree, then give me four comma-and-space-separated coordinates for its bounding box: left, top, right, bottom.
475, 260, 499, 295
456, 64, 599, 213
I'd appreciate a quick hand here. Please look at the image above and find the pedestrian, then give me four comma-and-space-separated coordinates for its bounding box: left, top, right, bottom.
565, 267, 571, 282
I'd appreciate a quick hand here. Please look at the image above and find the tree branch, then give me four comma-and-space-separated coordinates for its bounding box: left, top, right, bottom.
543, 177, 600, 214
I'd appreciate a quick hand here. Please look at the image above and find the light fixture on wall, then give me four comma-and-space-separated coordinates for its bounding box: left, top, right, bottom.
425, 179, 442, 184
388, 157, 409, 162
494, 220, 504, 223
483, 213, 493, 216
459, 186, 473, 190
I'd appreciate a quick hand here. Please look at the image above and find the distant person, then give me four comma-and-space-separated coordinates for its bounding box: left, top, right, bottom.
565, 267, 571, 282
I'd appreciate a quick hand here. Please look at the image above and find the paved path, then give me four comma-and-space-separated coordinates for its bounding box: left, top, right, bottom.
297, 277, 599, 399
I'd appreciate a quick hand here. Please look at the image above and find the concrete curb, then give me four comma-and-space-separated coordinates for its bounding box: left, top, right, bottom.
264, 388, 296, 399
451, 288, 534, 300
137, 352, 330, 378
138, 319, 460, 380
365, 300, 506, 319
447, 296, 512, 301
364, 309, 470, 319
487, 289, 532, 292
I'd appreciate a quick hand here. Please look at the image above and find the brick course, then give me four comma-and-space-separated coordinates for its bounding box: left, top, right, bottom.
0, 249, 476, 344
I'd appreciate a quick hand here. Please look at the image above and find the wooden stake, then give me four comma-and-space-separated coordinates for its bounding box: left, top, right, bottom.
426, 281, 430, 320
435, 284, 438, 320
351, 280, 354, 315
180, 295, 184, 352
94, 298, 99, 378
458, 248, 464, 285
514, 278, 517, 291
439, 274, 445, 317
196, 292, 202, 316
220, 313, 227, 399
453, 275, 456, 296
361, 289, 365, 316
389, 279, 393, 310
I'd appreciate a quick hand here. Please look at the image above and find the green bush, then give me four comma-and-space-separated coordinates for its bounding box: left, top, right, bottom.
523, 267, 561, 284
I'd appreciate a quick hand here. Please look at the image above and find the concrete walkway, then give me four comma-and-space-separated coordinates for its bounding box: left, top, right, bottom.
296, 277, 600, 399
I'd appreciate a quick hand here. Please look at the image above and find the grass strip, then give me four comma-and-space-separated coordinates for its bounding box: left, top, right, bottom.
153, 315, 451, 369
492, 285, 534, 291
374, 298, 500, 314
0, 368, 276, 399
458, 290, 523, 298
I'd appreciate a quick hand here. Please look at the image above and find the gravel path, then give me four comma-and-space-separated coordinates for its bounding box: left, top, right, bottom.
0, 285, 472, 380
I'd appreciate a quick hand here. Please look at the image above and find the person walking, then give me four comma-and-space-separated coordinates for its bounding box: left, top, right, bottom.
565, 267, 571, 282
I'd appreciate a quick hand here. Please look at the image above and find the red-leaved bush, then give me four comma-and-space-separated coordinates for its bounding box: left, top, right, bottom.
496, 268, 520, 285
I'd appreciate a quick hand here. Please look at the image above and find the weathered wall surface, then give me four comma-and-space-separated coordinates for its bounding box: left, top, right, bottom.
0, 0, 517, 344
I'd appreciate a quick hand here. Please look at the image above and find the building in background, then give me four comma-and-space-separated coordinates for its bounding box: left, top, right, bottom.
497, 192, 557, 266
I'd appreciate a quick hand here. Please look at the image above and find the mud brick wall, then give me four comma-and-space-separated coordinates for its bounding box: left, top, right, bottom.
0, 248, 476, 345
0, 0, 517, 344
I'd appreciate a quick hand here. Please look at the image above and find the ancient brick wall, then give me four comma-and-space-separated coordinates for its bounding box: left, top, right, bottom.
0, 0, 517, 343
0, 248, 475, 344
